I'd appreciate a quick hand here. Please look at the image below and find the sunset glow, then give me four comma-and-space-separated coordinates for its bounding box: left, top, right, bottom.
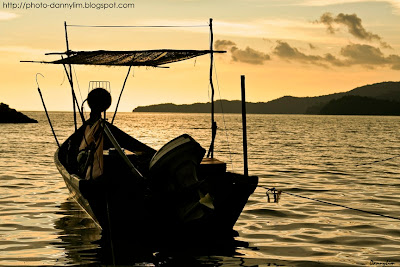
1, 0, 400, 111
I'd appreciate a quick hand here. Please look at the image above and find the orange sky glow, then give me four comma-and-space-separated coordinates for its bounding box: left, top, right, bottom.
1, 0, 400, 111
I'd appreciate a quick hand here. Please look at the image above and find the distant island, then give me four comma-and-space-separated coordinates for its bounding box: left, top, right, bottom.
0, 103, 38, 123
133, 81, 400, 115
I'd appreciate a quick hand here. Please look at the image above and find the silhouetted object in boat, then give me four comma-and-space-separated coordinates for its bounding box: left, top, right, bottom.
77, 88, 112, 180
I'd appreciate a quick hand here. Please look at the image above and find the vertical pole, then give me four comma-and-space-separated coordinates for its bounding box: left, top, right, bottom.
64, 21, 77, 131
207, 17, 217, 158
241, 75, 248, 177
112, 66, 132, 124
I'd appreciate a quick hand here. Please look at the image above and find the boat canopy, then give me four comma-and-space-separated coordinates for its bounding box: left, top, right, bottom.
23, 49, 225, 67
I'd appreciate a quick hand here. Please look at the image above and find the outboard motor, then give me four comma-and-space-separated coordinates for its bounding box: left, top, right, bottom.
149, 134, 213, 223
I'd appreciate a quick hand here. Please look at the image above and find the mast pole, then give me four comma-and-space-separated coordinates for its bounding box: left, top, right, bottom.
64, 21, 78, 131
207, 18, 217, 158
241, 75, 248, 177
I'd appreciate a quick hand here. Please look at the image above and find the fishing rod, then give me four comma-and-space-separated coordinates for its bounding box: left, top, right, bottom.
259, 185, 400, 222
36, 73, 60, 148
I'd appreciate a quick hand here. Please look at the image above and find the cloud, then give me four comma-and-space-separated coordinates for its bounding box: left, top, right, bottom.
272, 41, 400, 69
231, 46, 271, 65
215, 39, 270, 65
273, 41, 343, 67
315, 12, 391, 48
0, 11, 18, 21
214, 40, 236, 50
340, 44, 387, 65
318, 12, 336, 34
300, 0, 400, 14
339, 44, 400, 68
273, 41, 319, 61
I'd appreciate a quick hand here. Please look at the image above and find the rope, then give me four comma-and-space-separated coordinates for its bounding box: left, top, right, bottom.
72, 65, 84, 105
213, 61, 234, 171
258, 185, 400, 222
68, 24, 208, 28
356, 154, 400, 167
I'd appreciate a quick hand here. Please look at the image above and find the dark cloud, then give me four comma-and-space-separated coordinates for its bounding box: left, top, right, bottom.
340, 44, 387, 65
309, 43, 316, 50
387, 55, 400, 70
340, 44, 400, 68
214, 40, 236, 50
273, 41, 325, 63
316, 12, 391, 48
273, 41, 400, 70
215, 37, 400, 69
231, 46, 270, 64
214, 39, 270, 65
318, 12, 336, 34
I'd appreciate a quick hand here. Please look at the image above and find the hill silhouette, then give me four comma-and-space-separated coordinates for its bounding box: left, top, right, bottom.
320, 96, 400, 115
133, 81, 400, 115
0, 103, 38, 123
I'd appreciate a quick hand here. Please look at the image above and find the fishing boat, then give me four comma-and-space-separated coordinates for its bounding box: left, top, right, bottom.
23, 19, 258, 246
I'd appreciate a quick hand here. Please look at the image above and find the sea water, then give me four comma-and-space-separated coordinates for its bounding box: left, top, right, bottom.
1, 112, 399, 266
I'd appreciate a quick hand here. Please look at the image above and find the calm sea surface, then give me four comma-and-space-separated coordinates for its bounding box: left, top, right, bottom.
1, 112, 400, 266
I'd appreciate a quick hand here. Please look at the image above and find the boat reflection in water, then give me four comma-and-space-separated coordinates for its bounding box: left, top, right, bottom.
53, 199, 252, 266
53, 199, 102, 265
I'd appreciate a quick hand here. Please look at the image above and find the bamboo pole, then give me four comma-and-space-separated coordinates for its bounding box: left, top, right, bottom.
241, 75, 248, 177
64, 21, 78, 131
207, 18, 217, 158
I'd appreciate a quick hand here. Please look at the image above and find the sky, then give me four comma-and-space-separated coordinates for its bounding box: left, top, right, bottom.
1, 0, 400, 111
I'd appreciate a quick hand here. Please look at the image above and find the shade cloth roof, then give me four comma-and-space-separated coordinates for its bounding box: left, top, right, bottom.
22, 49, 225, 67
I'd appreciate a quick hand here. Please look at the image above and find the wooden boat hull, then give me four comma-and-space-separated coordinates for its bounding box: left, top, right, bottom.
55, 123, 258, 245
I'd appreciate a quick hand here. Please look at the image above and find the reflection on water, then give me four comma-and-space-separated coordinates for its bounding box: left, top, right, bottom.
52, 200, 102, 265
1, 112, 400, 266
53, 198, 258, 266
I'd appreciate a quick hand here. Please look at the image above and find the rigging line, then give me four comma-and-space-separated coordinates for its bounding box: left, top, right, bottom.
61, 63, 85, 124
356, 154, 400, 167
111, 66, 132, 124
60, 69, 66, 86
68, 24, 208, 28
258, 185, 400, 222
213, 61, 234, 172
72, 65, 84, 105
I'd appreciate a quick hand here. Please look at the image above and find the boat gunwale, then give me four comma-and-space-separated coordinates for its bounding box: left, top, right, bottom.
54, 146, 102, 229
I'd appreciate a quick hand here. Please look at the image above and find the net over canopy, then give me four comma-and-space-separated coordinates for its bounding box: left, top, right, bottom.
24, 49, 225, 67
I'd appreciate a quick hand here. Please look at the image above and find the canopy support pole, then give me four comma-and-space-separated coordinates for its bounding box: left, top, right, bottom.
64, 21, 79, 131
111, 66, 132, 124
207, 18, 217, 158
